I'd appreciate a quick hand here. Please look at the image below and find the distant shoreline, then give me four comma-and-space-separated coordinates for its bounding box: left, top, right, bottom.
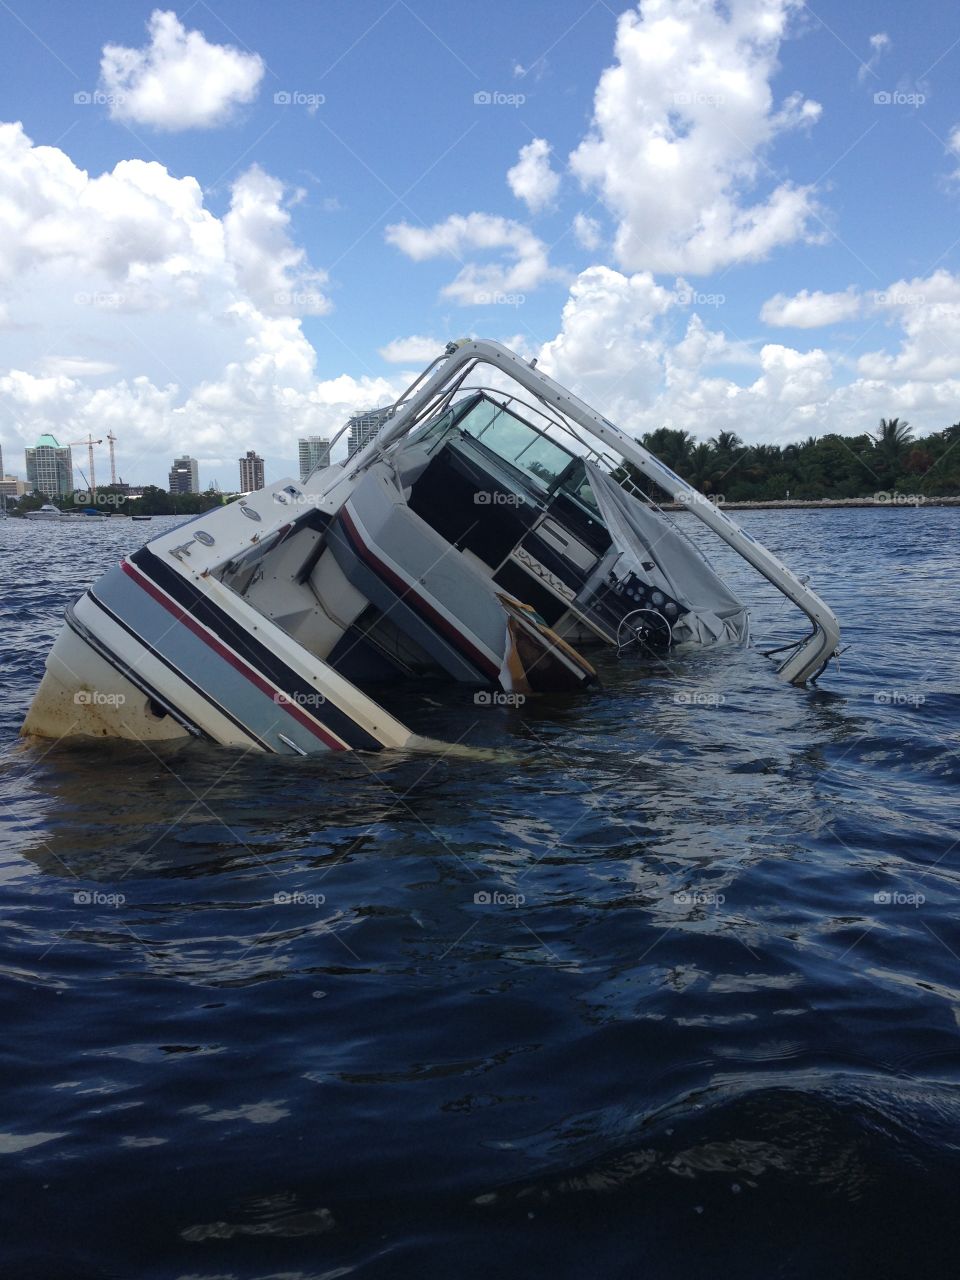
663, 495, 960, 512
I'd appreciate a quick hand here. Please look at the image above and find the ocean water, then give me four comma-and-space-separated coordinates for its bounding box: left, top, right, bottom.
0, 507, 958, 1280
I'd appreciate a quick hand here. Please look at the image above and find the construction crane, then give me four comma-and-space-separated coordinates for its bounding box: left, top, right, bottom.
66, 435, 103, 499
107, 432, 118, 486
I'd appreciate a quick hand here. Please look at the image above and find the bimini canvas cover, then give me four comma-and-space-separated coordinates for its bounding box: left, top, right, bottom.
584, 462, 750, 647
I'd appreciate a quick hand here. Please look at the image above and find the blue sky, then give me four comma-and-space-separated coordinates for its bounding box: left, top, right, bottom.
1, 0, 959, 488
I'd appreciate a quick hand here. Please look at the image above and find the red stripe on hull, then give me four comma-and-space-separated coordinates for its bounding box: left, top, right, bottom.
120, 559, 347, 751
338, 507, 500, 681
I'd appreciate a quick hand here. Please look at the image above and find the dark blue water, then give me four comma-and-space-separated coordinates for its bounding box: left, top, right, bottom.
1, 509, 958, 1279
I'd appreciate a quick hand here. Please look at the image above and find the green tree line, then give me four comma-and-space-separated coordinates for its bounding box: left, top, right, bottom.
621, 418, 960, 502
9, 485, 228, 517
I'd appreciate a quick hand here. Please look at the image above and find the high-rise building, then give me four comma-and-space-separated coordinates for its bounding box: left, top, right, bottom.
168, 455, 199, 494
0, 439, 28, 499
297, 436, 332, 481
25, 434, 73, 498
347, 408, 392, 459
0, 476, 29, 499
239, 450, 265, 492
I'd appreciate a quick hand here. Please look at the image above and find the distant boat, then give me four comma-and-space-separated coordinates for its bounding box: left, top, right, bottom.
131, 515, 152, 522
62, 509, 110, 522
24, 504, 111, 522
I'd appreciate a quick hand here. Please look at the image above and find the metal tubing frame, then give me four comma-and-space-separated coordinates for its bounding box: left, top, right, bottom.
343, 340, 841, 685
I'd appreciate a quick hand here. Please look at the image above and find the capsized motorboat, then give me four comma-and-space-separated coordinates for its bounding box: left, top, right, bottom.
22, 340, 840, 754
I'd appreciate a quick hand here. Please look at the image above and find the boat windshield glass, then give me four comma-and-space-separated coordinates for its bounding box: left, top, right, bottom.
458, 397, 574, 490
558, 457, 601, 515
407, 407, 455, 451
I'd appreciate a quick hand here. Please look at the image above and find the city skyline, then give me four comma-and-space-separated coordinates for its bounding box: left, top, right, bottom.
0, 427, 378, 494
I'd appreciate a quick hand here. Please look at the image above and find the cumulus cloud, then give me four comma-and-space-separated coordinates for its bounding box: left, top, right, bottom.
858, 271, 960, 381
533, 264, 960, 445
569, 0, 822, 275
100, 10, 264, 131
507, 138, 561, 212
760, 288, 862, 328
539, 265, 676, 405
384, 212, 560, 304
0, 122, 398, 485
224, 166, 330, 316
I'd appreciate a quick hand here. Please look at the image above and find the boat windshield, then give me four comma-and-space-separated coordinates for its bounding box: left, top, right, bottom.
458, 397, 575, 490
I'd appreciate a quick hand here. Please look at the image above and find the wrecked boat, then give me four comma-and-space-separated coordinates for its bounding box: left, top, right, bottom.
22, 339, 840, 754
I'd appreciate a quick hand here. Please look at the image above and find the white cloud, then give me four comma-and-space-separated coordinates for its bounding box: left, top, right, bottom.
378, 335, 446, 363
572, 212, 603, 251
538, 265, 678, 409
533, 264, 960, 446
384, 212, 560, 304
859, 271, 960, 381
761, 288, 861, 328
0, 121, 401, 485
750, 342, 832, 406
507, 138, 561, 213
569, 0, 822, 275
224, 166, 330, 316
858, 32, 890, 84
100, 9, 264, 131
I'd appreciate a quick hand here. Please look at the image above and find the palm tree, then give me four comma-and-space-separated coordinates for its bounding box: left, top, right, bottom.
871, 417, 914, 486
710, 430, 743, 456
872, 417, 913, 458
747, 443, 781, 483
687, 442, 715, 491
642, 427, 694, 476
